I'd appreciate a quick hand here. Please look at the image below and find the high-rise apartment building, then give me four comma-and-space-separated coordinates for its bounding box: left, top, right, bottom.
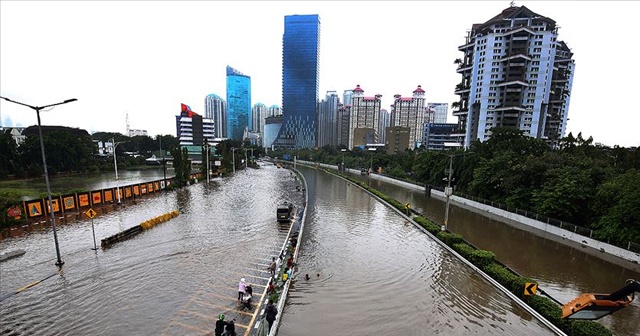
252, 103, 269, 133
317, 91, 339, 147
268, 105, 282, 117
454, 5, 575, 148
336, 103, 350, 147
390, 86, 427, 150
176, 104, 215, 146
205, 93, 227, 138
226, 65, 252, 141
348, 85, 382, 149
427, 103, 449, 124
274, 14, 321, 149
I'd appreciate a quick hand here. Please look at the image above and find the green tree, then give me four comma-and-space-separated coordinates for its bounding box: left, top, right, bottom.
591, 169, 640, 245
0, 131, 19, 179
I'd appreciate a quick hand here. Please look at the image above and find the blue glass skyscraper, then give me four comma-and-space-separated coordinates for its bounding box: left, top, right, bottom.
226, 66, 251, 140
274, 14, 320, 149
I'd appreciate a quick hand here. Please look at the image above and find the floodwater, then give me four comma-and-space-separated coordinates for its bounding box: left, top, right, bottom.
277, 166, 554, 336
1, 164, 302, 336
351, 172, 640, 336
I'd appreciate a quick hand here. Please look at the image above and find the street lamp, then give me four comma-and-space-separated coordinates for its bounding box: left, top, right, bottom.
440, 151, 473, 231
203, 142, 211, 183
0, 96, 78, 267
111, 138, 127, 204
231, 147, 238, 173
341, 148, 347, 172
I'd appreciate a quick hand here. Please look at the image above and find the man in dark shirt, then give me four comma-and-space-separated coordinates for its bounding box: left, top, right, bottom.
265, 300, 278, 332
215, 314, 227, 336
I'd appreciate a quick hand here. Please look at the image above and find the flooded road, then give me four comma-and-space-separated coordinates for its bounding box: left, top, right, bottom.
277, 166, 554, 335
351, 172, 640, 336
3, 163, 629, 335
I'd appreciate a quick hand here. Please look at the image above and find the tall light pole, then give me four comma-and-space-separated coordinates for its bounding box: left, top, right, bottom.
1, 96, 78, 267
231, 147, 237, 173
203, 142, 210, 183
111, 138, 127, 204
341, 148, 347, 172
440, 151, 473, 231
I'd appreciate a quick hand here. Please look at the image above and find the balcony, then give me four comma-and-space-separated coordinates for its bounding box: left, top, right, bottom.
456, 64, 473, 73
457, 41, 475, 51
454, 86, 471, 94
452, 108, 469, 117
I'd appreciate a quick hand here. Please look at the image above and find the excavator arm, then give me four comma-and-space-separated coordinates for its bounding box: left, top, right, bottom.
562, 279, 639, 320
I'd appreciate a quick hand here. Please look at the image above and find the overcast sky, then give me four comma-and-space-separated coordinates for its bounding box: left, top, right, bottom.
1, 1, 638, 147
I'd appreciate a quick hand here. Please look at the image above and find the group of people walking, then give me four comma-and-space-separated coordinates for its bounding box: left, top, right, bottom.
216, 233, 299, 335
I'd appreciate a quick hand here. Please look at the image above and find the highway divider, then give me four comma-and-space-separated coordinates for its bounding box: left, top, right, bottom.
101, 210, 180, 249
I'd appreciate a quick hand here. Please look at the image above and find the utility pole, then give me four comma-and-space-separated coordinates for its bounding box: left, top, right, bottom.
441, 152, 473, 231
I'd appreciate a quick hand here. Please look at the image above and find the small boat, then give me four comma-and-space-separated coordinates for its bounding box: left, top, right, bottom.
0, 249, 26, 262
277, 203, 294, 222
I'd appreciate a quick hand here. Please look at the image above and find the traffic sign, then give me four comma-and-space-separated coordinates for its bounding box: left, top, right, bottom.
85, 208, 97, 219
524, 282, 538, 296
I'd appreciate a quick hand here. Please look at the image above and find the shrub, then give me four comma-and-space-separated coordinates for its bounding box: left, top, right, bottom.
437, 231, 464, 246
569, 320, 612, 336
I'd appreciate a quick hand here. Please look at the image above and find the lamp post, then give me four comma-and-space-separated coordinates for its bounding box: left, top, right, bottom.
111, 138, 127, 204
1, 96, 78, 267
159, 136, 167, 189
231, 147, 237, 173
203, 142, 211, 183
341, 148, 347, 172
440, 151, 473, 231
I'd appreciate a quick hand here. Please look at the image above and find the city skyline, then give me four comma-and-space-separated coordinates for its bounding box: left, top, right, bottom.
1, 1, 639, 147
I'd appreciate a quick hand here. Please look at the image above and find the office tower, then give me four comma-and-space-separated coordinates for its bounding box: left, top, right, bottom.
274, 14, 321, 149
422, 123, 460, 150
176, 104, 215, 146
263, 115, 284, 150
226, 65, 252, 141
378, 108, 390, 144
427, 103, 449, 124
390, 85, 427, 150
268, 105, 282, 117
317, 91, 339, 147
454, 5, 575, 148
348, 85, 382, 149
205, 93, 227, 138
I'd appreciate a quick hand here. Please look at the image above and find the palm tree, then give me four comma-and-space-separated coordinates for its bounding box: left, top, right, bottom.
454, 58, 463, 65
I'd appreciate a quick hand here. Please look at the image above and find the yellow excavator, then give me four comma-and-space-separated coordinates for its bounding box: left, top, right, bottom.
562, 279, 640, 320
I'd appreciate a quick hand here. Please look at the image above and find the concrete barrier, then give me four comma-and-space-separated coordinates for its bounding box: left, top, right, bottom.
101, 210, 180, 249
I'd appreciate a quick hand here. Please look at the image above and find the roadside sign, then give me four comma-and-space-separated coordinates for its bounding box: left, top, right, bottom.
524, 282, 538, 296
85, 208, 97, 219
214, 160, 221, 166
444, 169, 453, 175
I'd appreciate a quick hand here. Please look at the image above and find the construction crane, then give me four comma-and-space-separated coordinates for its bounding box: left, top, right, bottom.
562, 279, 640, 320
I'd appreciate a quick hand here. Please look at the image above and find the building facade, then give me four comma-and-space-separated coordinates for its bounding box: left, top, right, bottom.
454, 5, 575, 148
268, 105, 282, 117
385, 126, 411, 155
226, 65, 252, 141
274, 14, 321, 149
348, 85, 382, 149
378, 108, 390, 144
205, 93, 227, 138
427, 103, 449, 124
336, 103, 350, 147
390, 85, 427, 150
422, 123, 462, 150
175, 104, 215, 146
317, 91, 339, 147
263, 115, 284, 150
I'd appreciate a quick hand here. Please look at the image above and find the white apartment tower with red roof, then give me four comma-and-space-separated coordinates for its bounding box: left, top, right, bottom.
348, 85, 382, 149
390, 85, 427, 149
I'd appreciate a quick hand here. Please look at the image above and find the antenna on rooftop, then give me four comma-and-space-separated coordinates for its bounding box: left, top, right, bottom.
510, 0, 516, 7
